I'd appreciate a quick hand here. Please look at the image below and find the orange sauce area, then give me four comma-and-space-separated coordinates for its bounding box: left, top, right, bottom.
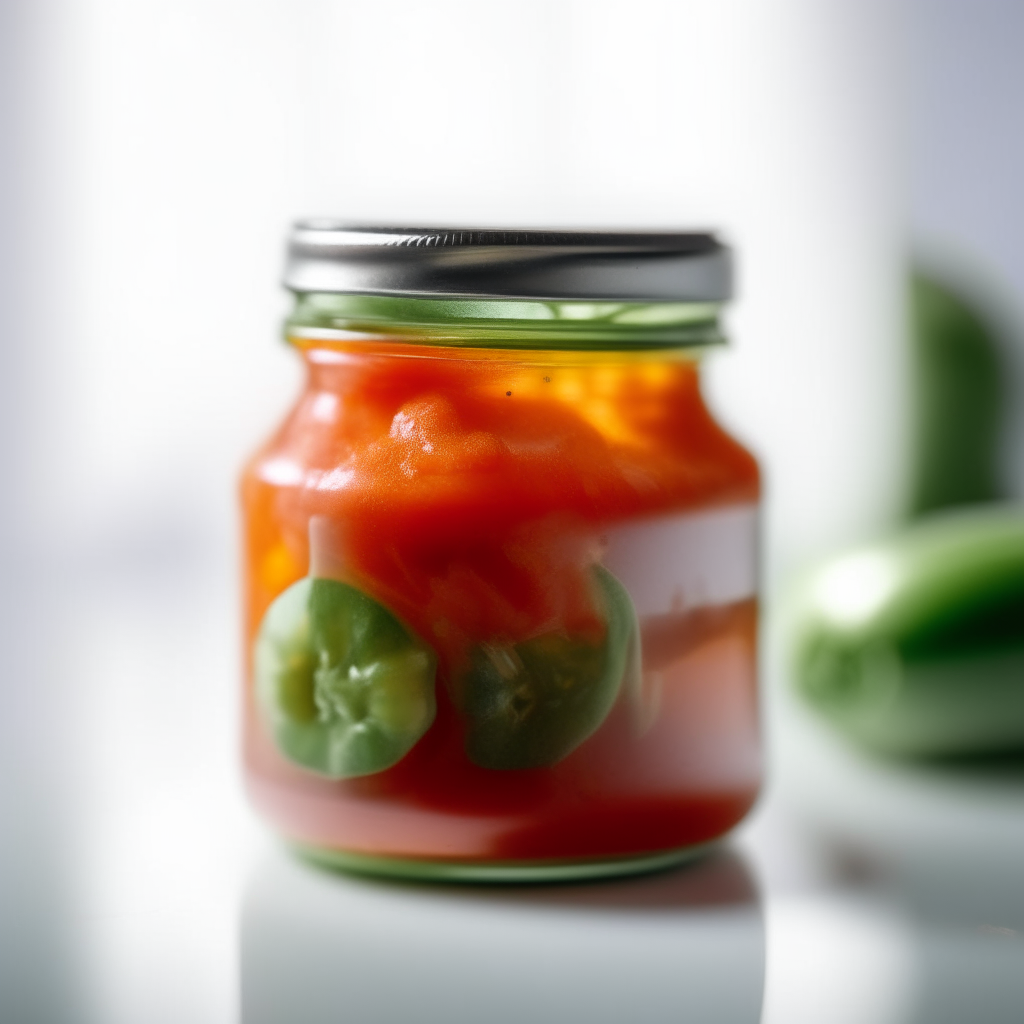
242, 341, 761, 862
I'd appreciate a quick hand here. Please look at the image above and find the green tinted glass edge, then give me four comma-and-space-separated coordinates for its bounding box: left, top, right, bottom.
292, 840, 717, 883
286, 293, 725, 350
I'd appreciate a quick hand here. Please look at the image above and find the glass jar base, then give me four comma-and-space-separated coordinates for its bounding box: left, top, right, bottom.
291, 841, 718, 884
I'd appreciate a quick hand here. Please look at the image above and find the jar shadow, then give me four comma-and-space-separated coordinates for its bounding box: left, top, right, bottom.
240, 845, 764, 1024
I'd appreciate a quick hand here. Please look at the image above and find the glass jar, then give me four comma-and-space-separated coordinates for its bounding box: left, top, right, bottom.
242, 225, 761, 881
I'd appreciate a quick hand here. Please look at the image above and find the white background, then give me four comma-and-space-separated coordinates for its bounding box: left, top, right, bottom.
7, 0, 909, 580
2, 2, 1023, 1023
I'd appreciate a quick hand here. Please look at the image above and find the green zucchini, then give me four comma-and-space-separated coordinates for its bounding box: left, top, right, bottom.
791, 506, 1024, 757
908, 274, 1005, 516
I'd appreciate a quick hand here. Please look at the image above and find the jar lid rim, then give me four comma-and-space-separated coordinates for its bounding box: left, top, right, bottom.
284, 222, 733, 303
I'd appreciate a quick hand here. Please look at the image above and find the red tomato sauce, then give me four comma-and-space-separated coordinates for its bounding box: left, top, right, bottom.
243, 341, 760, 863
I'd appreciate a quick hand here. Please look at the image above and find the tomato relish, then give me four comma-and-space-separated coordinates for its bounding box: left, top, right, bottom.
242, 225, 761, 881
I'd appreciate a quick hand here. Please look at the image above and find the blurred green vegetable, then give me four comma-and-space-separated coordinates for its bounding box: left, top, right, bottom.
792, 506, 1024, 757
256, 577, 437, 778
461, 565, 639, 770
909, 274, 1005, 516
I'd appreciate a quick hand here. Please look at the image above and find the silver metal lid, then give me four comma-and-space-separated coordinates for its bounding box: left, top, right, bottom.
284, 221, 732, 302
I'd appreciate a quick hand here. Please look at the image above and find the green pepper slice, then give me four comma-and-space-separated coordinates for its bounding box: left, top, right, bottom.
255, 577, 437, 778
461, 565, 639, 770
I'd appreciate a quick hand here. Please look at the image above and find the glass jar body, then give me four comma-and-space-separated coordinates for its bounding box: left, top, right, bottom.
241, 338, 761, 879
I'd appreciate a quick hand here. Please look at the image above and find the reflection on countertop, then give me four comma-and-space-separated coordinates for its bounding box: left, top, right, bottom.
757, 685, 1024, 1024
241, 847, 765, 1024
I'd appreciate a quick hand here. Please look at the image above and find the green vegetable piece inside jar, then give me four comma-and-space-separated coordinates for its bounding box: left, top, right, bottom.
255, 577, 437, 778
461, 565, 639, 770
